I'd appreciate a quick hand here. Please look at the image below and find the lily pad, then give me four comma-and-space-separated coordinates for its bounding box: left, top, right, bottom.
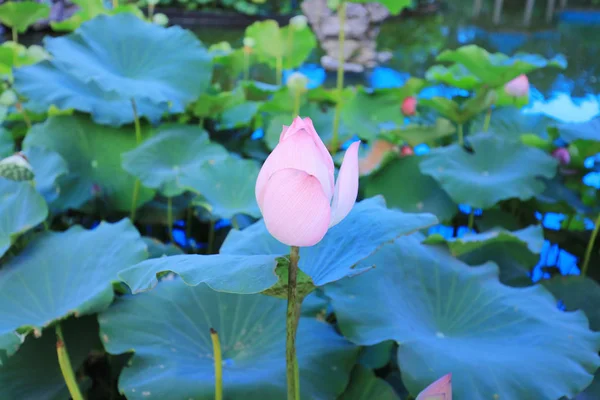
98, 279, 359, 400
382, 118, 456, 147
325, 234, 600, 399
364, 156, 457, 222
180, 156, 261, 220
543, 276, 600, 332
215, 101, 262, 131
222, 197, 438, 286
0, 41, 49, 78
23, 115, 155, 212
22, 146, 69, 205
0, 219, 147, 351
436, 45, 567, 87
43, 14, 211, 113
0, 179, 48, 257
0, 316, 100, 399
122, 125, 228, 197
339, 366, 401, 400
420, 133, 558, 209
0, 1, 50, 33
425, 63, 481, 90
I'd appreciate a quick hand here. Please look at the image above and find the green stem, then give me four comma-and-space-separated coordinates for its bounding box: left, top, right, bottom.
467, 209, 475, 232
483, 107, 492, 132
457, 123, 464, 146
130, 99, 142, 221
15, 102, 31, 129
231, 215, 240, 230
210, 328, 223, 400
286, 246, 301, 400
276, 56, 283, 86
112, 0, 118, 8
11, 28, 17, 44
207, 219, 215, 254
243, 51, 250, 81
167, 197, 174, 243
56, 324, 84, 400
148, 3, 155, 20
330, 1, 346, 154
581, 213, 600, 277
292, 91, 301, 119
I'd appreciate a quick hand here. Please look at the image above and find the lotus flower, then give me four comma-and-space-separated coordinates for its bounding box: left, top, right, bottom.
552, 147, 571, 165
401, 96, 417, 116
416, 373, 452, 400
256, 117, 360, 247
504, 74, 529, 97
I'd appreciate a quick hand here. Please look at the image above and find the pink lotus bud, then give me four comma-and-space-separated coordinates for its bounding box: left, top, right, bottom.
416, 373, 452, 400
400, 145, 414, 156
504, 74, 529, 97
552, 147, 570, 165
401, 96, 417, 116
255, 116, 360, 246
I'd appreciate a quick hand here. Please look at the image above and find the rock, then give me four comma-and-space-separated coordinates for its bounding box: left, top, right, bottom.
321, 55, 365, 73
321, 39, 361, 61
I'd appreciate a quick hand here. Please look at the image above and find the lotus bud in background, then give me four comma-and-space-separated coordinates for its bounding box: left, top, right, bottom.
0, 89, 17, 107
256, 117, 360, 246
290, 15, 308, 30
0, 152, 34, 182
400, 145, 414, 156
552, 147, 571, 165
401, 96, 417, 116
504, 74, 529, 98
359, 140, 398, 176
243, 37, 255, 54
286, 71, 309, 94
152, 13, 169, 27
416, 373, 452, 400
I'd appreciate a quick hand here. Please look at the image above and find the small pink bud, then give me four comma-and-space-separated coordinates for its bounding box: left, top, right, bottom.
400, 145, 414, 156
401, 96, 417, 116
416, 373, 452, 400
504, 74, 529, 97
552, 147, 570, 165
255, 117, 360, 247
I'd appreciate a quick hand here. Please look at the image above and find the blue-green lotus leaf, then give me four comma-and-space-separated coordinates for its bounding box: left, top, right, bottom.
0, 219, 147, 352
50, 0, 144, 32
382, 118, 456, 147
122, 125, 228, 197
180, 156, 261, 220
142, 237, 184, 259
558, 118, 600, 143
24, 115, 155, 212
14, 60, 169, 126
358, 341, 394, 370
0, 316, 100, 398
221, 197, 438, 286
364, 156, 457, 222
339, 366, 400, 400
325, 234, 600, 399
471, 107, 556, 140
543, 276, 600, 332
0, 179, 48, 257
425, 63, 481, 90
0, 128, 13, 158
420, 133, 558, 209
577, 371, 600, 400
118, 254, 281, 294
98, 280, 358, 400
215, 101, 262, 131
437, 45, 567, 87
0, 1, 49, 33
43, 14, 211, 112
22, 146, 69, 205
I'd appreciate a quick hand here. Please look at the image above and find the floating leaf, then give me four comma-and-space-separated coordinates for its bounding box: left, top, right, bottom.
0, 179, 48, 257
364, 156, 457, 222
420, 133, 558, 209
543, 276, 600, 332
99, 280, 358, 400
0, 1, 50, 33
338, 366, 401, 400
325, 234, 600, 399
122, 125, 228, 197
24, 115, 155, 212
0, 220, 146, 353
425, 63, 481, 90
436, 45, 567, 87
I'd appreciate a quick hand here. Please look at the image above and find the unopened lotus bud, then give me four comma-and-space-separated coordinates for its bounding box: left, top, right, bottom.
290, 15, 308, 30
0, 152, 34, 181
286, 72, 309, 94
401, 96, 417, 116
243, 37, 255, 49
153, 13, 168, 26
552, 147, 570, 165
400, 145, 414, 156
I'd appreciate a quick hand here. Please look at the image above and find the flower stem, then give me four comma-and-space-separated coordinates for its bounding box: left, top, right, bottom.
56, 323, 84, 400
167, 196, 174, 243
483, 108, 492, 132
581, 213, 600, 277
207, 219, 215, 254
130, 99, 142, 221
210, 328, 223, 400
148, 3, 155, 19
286, 246, 301, 400
112, 0, 118, 9
276, 56, 283, 86
292, 91, 301, 120
457, 123, 464, 146
467, 209, 475, 232
11, 28, 17, 44
15, 102, 31, 129
243, 51, 250, 81
330, 1, 346, 154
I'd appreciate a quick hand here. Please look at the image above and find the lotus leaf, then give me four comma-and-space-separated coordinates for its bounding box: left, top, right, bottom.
0, 1, 50, 33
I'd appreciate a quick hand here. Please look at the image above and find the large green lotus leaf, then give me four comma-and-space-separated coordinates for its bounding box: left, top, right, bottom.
0, 219, 147, 351
0, 316, 100, 399
358, 341, 395, 369
325, 234, 600, 399
364, 156, 457, 222
349, 0, 411, 14
0, 128, 13, 158
193, 87, 245, 119
0, 1, 50, 33
215, 101, 262, 131
339, 366, 400, 400
14, 60, 169, 126
122, 125, 228, 197
0, 179, 48, 257
0, 41, 49, 78
23, 115, 155, 212
22, 146, 69, 204
179, 156, 261, 220
45, 14, 212, 112
543, 276, 600, 332
50, 0, 143, 32
558, 118, 600, 143
471, 107, 556, 140
99, 279, 359, 400
420, 89, 496, 125
383, 118, 456, 147
118, 254, 281, 294
493, 85, 529, 109
436, 45, 567, 87
419, 97, 462, 124
142, 237, 184, 259
425, 63, 481, 90
420, 133, 558, 209
222, 197, 438, 286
